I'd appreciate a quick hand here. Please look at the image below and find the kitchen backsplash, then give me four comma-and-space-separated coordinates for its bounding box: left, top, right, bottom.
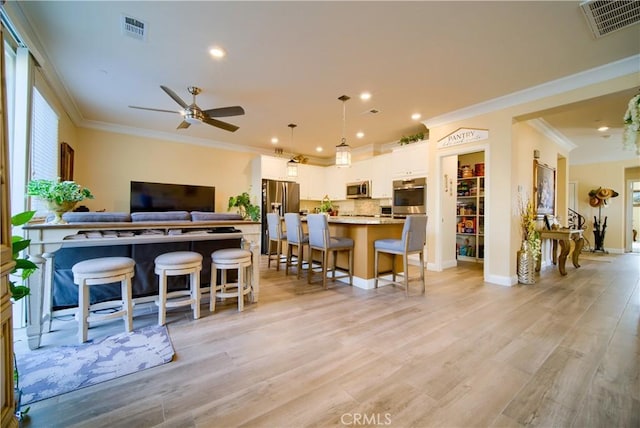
300, 198, 391, 216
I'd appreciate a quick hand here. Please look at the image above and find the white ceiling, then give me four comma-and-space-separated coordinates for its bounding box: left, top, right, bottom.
6, 1, 640, 165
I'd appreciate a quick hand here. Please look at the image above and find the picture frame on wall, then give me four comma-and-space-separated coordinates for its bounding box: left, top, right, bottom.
60, 142, 74, 181
534, 160, 555, 216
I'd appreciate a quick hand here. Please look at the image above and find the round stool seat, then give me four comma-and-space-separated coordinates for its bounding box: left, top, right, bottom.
211, 248, 252, 264
155, 251, 203, 269
73, 257, 135, 277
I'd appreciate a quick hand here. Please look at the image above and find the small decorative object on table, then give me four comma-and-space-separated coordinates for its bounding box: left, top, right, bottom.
27, 179, 94, 224
517, 195, 541, 284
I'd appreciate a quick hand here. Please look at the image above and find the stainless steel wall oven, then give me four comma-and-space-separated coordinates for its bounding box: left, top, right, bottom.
392, 177, 426, 217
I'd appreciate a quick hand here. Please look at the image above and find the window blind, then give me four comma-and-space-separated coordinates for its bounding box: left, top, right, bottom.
30, 87, 59, 213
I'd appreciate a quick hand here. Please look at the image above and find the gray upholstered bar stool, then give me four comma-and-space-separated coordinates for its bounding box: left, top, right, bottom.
284, 212, 309, 279
266, 212, 287, 270
72, 256, 135, 344
306, 213, 354, 289
154, 251, 202, 325
210, 248, 253, 312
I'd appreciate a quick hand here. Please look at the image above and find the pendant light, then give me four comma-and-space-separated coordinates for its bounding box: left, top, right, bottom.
335, 95, 351, 167
287, 123, 298, 177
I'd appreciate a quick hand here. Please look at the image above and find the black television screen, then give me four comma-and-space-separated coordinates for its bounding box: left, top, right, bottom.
130, 181, 215, 213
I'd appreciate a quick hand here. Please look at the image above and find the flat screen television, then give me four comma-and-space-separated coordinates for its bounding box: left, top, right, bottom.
130, 181, 215, 213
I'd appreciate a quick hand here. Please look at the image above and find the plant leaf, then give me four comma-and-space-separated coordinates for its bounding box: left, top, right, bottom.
11, 210, 36, 226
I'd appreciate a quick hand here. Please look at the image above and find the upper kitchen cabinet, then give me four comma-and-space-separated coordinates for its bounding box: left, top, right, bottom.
371, 153, 393, 199
344, 159, 369, 183
298, 164, 325, 200
392, 141, 428, 178
324, 165, 347, 201
260, 155, 291, 181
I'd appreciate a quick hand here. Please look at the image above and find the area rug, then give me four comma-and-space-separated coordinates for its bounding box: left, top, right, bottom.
15, 324, 174, 405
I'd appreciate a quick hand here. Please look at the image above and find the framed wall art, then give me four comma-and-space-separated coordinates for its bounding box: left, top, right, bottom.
60, 142, 74, 181
533, 160, 555, 216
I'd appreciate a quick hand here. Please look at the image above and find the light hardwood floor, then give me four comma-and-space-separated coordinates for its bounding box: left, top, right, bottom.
16, 251, 640, 428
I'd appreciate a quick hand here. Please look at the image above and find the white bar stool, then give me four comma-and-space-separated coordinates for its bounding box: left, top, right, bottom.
210, 248, 253, 312
154, 251, 202, 325
72, 256, 135, 344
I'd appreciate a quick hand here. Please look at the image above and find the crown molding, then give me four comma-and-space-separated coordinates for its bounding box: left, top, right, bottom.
526, 118, 578, 152
423, 54, 640, 129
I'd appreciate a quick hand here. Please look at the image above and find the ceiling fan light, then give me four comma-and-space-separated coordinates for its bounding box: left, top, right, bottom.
185, 116, 200, 124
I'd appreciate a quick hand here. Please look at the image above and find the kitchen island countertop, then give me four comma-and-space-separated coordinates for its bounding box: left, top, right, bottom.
302, 215, 405, 225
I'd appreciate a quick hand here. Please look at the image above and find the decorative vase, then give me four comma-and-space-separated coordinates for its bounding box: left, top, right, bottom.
46, 200, 77, 224
517, 240, 536, 285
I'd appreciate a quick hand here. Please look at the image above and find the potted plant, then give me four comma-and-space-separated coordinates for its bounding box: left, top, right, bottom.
10, 210, 38, 420
517, 195, 541, 284
319, 195, 335, 215
398, 132, 425, 146
228, 191, 260, 221
26, 178, 94, 224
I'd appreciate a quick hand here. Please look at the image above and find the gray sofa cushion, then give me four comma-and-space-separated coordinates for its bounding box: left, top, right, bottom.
131, 211, 191, 222
191, 211, 243, 221
52, 212, 132, 223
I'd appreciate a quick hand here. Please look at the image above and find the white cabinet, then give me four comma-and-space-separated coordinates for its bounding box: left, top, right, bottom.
261, 156, 291, 181
324, 165, 346, 201
392, 142, 428, 178
298, 164, 324, 200
344, 159, 368, 183
371, 153, 393, 198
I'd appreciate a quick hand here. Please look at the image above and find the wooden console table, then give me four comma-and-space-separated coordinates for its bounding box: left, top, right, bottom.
537, 229, 584, 276
23, 220, 261, 349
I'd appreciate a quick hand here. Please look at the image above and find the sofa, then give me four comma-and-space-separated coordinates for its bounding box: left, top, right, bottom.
51, 211, 245, 310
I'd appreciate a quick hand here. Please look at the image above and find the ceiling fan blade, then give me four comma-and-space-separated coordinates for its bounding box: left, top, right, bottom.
202, 116, 239, 132
160, 85, 188, 109
203, 106, 245, 118
177, 121, 191, 129
129, 105, 179, 114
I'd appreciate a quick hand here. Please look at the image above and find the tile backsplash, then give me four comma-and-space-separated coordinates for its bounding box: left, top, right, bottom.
300, 198, 391, 216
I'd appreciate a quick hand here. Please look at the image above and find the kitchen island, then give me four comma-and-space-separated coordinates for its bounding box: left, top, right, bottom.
303, 216, 406, 289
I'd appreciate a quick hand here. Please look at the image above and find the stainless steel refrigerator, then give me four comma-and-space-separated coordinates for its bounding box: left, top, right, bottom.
261, 179, 300, 254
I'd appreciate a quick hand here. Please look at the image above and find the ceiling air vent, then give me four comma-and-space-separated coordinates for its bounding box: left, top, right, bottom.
580, 0, 640, 38
121, 14, 147, 40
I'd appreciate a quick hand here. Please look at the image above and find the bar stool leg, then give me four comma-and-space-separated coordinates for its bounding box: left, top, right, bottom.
191, 271, 201, 320
122, 274, 133, 332
158, 272, 167, 326
78, 280, 89, 343
238, 266, 244, 312
209, 268, 217, 312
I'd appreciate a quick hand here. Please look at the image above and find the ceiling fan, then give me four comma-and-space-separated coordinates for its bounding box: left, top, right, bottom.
129, 85, 244, 132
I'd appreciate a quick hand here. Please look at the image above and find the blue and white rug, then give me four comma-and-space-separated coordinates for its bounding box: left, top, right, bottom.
15, 324, 174, 404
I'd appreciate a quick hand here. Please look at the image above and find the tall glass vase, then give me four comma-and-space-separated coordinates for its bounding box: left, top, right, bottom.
517, 240, 536, 285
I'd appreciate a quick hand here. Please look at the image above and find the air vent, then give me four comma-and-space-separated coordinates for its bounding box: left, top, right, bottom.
121, 14, 147, 40
580, 0, 640, 38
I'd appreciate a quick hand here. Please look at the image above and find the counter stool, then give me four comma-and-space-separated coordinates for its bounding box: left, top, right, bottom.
154, 251, 202, 325
72, 256, 135, 344
284, 212, 309, 279
266, 213, 287, 270
210, 248, 253, 312
306, 213, 354, 289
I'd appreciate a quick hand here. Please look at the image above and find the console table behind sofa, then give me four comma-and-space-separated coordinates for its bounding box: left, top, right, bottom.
24, 211, 262, 349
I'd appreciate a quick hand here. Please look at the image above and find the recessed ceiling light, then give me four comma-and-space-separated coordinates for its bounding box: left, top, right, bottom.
271, 137, 279, 144
597, 126, 609, 132
411, 113, 421, 120
360, 92, 371, 101
356, 131, 364, 139
316, 147, 323, 152
209, 46, 226, 58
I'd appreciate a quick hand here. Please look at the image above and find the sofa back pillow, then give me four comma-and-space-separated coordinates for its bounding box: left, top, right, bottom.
131, 211, 191, 222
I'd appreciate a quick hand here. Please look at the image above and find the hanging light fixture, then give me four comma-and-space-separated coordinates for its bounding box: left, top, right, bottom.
335, 95, 351, 167
287, 123, 298, 177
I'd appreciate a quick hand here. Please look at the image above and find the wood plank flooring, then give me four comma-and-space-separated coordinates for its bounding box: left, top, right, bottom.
15, 252, 639, 428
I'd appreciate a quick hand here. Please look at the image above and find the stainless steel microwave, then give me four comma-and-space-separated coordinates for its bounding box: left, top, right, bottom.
346, 181, 371, 199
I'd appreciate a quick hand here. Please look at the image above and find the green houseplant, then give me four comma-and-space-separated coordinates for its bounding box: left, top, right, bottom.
26, 179, 94, 224
228, 191, 260, 221
398, 132, 425, 146
10, 210, 38, 420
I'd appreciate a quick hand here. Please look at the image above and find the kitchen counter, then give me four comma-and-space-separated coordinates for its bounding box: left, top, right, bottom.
327, 216, 405, 225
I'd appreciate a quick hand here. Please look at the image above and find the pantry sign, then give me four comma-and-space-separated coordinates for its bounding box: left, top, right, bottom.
438, 128, 488, 149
